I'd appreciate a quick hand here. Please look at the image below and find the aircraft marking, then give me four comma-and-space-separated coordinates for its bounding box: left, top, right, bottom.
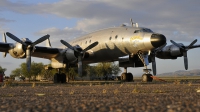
130, 35, 142, 41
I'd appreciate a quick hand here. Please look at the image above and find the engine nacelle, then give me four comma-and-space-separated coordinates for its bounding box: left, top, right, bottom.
65, 48, 77, 63
8, 43, 26, 58
156, 44, 183, 59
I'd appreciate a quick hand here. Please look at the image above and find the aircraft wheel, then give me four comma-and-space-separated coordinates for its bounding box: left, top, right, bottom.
148, 74, 153, 82
53, 73, 59, 83
121, 73, 133, 81
60, 73, 66, 83
121, 73, 127, 81
126, 72, 133, 82
142, 74, 153, 82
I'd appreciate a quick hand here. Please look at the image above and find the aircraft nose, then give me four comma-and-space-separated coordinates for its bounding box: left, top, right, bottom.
151, 34, 166, 48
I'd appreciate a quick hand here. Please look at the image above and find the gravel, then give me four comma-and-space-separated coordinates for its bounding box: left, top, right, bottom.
0, 82, 200, 112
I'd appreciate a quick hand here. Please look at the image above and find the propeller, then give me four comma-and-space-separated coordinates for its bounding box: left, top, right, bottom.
150, 43, 167, 75
60, 40, 98, 76
150, 53, 156, 75
6, 32, 50, 71
2, 33, 7, 57
170, 39, 197, 70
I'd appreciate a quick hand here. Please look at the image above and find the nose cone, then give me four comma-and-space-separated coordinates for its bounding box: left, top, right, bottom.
151, 34, 166, 48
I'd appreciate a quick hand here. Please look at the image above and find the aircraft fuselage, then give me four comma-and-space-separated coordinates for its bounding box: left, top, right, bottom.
70, 26, 165, 64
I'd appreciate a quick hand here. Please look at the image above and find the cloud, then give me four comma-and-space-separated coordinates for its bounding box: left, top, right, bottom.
1, 0, 200, 42
0, 17, 14, 33
35, 26, 85, 47
0, 18, 14, 23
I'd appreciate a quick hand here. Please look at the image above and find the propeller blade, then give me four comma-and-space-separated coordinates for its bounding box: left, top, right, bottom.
46, 38, 52, 47
6, 32, 27, 46
83, 41, 98, 52
26, 46, 31, 71
151, 55, 157, 75
156, 43, 167, 52
2, 33, 7, 57
3, 33, 7, 43
60, 40, 74, 50
187, 39, 197, 49
170, 40, 184, 49
183, 51, 188, 70
78, 56, 82, 77
32, 34, 50, 46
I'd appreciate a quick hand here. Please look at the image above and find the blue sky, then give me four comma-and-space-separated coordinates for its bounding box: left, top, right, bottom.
0, 0, 200, 76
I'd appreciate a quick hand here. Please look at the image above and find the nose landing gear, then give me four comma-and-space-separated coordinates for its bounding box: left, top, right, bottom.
142, 69, 153, 82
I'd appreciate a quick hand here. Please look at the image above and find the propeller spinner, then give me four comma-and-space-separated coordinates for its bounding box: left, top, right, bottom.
6, 32, 50, 71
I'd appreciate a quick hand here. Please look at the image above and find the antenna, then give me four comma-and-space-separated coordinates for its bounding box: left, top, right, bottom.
130, 18, 134, 27
130, 18, 139, 27
135, 23, 139, 27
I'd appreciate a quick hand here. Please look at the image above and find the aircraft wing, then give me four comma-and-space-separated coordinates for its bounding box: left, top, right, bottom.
0, 42, 61, 59
32, 46, 61, 59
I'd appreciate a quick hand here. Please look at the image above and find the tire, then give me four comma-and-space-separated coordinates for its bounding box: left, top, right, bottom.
142, 74, 148, 82
126, 73, 133, 82
121, 73, 133, 82
60, 73, 66, 83
147, 74, 153, 82
121, 73, 127, 81
54, 73, 59, 83
142, 74, 153, 82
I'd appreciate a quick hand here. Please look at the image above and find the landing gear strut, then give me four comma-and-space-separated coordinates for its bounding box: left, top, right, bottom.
121, 67, 133, 82
53, 69, 66, 83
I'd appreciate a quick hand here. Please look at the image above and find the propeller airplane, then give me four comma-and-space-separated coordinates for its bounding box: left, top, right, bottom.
1, 19, 200, 83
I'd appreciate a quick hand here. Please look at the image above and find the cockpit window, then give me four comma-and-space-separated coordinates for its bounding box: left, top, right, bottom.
143, 28, 153, 32
134, 30, 140, 33
134, 28, 153, 33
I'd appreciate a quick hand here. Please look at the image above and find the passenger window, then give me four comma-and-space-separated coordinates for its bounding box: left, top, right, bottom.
109, 37, 112, 40
115, 35, 118, 39
85, 41, 87, 44
134, 30, 140, 33
89, 40, 91, 43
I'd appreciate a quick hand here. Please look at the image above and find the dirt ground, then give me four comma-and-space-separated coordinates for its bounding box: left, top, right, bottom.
0, 81, 200, 112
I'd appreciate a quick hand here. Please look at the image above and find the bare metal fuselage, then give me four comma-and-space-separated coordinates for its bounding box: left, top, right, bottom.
70, 26, 155, 64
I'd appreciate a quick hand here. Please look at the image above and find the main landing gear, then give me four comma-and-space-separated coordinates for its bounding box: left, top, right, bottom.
53, 69, 66, 83
121, 67, 133, 81
45, 66, 66, 83
120, 67, 153, 82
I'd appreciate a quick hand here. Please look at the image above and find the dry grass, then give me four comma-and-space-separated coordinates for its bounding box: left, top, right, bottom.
102, 89, 107, 94
69, 90, 75, 95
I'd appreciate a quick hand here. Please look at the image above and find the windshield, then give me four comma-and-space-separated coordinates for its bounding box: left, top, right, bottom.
134, 28, 153, 33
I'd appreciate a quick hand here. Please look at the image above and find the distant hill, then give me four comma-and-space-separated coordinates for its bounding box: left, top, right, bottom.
158, 69, 200, 76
